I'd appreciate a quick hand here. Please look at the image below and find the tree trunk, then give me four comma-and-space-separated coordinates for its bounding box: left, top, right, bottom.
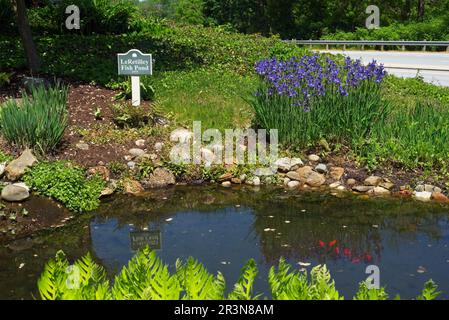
417, 0, 425, 22
13, 0, 41, 74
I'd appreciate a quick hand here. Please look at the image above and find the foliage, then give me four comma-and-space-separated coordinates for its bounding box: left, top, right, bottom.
358, 100, 449, 170
23, 161, 106, 212
38, 248, 443, 300
249, 55, 390, 147
0, 83, 68, 154
112, 103, 153, 129
112, 77, 155, 102
0, 72, 12, 88
28, 0, 140, 35
323, 17, 449, 43
0, 0, 16, 35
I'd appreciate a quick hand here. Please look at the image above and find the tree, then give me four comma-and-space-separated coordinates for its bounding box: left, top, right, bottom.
417, 0, 425, 21
12, 0, 41, 73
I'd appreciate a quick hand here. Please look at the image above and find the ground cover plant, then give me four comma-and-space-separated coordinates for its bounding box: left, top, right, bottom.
37, 247, 441, 300
23, 161, 105, 212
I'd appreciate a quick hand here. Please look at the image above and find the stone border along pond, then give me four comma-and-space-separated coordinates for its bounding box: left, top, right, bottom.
1, 144, 448, 209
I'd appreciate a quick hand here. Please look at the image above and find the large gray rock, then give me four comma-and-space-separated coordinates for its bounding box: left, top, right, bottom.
145, 168, 176, 188
5, 149, 37, 181
1, 184, 30, 202
275, 157, 304, 172
128, 148, 146, 158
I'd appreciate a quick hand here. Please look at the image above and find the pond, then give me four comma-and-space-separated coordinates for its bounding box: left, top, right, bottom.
1, 186, 449, 300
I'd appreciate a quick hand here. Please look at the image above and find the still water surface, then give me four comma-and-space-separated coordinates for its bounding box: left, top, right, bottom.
1, 186, 449, 299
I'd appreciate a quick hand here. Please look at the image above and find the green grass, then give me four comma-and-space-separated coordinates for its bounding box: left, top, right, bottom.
154, 68, 256, 130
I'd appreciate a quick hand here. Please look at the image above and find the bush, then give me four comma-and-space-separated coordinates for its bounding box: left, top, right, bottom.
0, 0, 16, 35
37, 248, 441, 300
23, 161, 106, 212
29, 0, 139, 35
0, 83, 68, 154
249, 55, 390, 147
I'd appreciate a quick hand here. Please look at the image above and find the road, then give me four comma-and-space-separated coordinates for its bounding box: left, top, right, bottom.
319, 50, 449, 87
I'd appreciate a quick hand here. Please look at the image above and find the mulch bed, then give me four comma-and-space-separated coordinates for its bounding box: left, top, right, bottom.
0, 73, 155, 167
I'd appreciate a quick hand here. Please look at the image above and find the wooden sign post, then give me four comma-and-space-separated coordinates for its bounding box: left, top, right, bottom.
117, 49, 153, 106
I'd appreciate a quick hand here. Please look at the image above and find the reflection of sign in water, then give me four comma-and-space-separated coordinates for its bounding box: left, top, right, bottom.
130, 231, 162, 251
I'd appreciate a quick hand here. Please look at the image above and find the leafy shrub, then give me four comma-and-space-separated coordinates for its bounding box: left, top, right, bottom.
37, 248, 442, 300
0, 0, 16, 35
23, 161, 106, 212
30, 0, 139, 35
111, 77, 155, 102
0, 83, 68, 154
249, 55, 390, 147
322, 18, 449, 45
0, 72, 12, 88
112, 103, 153, 128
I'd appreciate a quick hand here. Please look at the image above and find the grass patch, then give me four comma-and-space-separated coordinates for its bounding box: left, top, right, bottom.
154, 68, 256, 130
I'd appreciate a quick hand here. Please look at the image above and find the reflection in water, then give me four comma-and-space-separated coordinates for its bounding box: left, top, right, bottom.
1, 186, 449, 299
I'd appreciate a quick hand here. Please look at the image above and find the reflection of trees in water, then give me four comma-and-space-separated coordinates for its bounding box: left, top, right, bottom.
96, 186, 449, 267
251, 195, 449, 265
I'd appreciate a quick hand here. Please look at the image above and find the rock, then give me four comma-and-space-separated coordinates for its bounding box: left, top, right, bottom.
231, 178, 242, 184
315, 164, 328, 174
379, 181, 395, 190
100, 187, 114, 198
308, 154, 320, 162
0, 162, 6, 177
336, 185, 346, 191
347, 178, 357, 186
368, 187, 391, 196
154, 142, 164, 152
135, 139, 146, 148
252, 177, 261, 186
284, 177, 291, 186
87, 166, 110, 181
290, 158, 304, 170
123, 179, 144, 195
76, 142, 89, 151
201, 148, 216, 166
306, 172, 326, 187
170, 128, 193, 144
294, 166, 325, 187
222, 181, 232, 188
12, 182, 30, 192
431, 192, 449, 202
128, 148, 146, 158
253, 167, 276, 176
1, 185, 30, 202
5, 148, 37, 181
275, 157, 304, 172
329, 167, 345, 181
434, 186, 443, 194
286, 171, 302, 181
364, 176, 382, 186
329, 182, 341, 189
415, 184, 425, 192
287, 181, 300, 189
145, 168, 176, 188
239, 174, 247, 183
353, 185, 374, 193
218, 173, 233, 182
414, 191, 432, 202
127, 161, 136, 169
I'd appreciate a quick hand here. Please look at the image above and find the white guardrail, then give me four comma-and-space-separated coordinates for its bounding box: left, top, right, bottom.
285, 39, 449, 52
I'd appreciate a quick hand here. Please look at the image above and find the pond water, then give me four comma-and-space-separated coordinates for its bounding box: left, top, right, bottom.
1, 186, 449, 300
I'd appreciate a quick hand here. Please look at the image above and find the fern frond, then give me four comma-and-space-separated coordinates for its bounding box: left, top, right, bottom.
228, 259, 259, 300
353, 281, 389, 300
417, 280, 441, 300
176, 257, 225, 300
112, 247, 181, 300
